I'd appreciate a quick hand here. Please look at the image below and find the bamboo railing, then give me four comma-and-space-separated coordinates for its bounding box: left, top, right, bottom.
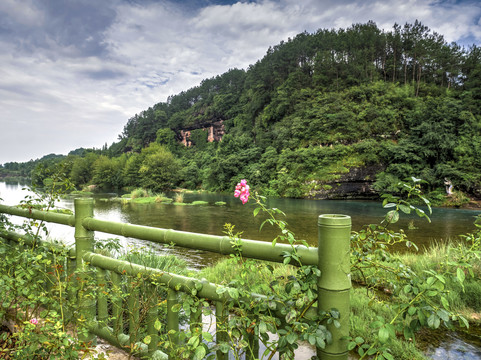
0, 198, 351, 360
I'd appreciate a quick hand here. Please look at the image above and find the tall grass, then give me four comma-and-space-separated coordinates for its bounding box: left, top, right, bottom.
119, 250, 189, 275
174, 192, 184, 203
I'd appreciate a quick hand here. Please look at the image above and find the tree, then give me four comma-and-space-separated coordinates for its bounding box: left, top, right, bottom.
139, 144, 179, 192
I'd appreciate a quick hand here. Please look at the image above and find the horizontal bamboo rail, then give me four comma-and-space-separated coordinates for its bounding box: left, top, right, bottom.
82, 217, 318, 266
0, 197, 351, 360
0, 203, 75, 226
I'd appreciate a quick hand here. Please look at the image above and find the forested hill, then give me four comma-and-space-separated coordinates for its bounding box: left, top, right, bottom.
4, 20, 481, 202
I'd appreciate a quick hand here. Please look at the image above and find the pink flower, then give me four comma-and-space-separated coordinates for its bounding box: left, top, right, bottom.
234, 180, 250, 204
30, 318, 38, 325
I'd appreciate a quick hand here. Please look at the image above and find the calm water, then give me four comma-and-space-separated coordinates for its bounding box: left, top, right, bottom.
1, 181, 480, 267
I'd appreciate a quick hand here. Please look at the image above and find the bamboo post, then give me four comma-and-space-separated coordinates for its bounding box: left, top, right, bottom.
317, 214, 351, 360
167, 288, 180, 355
128, 278, 140, 345
111, 271, 123, 336
146, 282, 159, 355
74, 198, 96, 344
97, 268, 108, 327
66, 248, 77, 321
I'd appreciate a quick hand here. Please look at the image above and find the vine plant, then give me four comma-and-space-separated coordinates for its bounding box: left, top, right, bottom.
349, 177, 471, 359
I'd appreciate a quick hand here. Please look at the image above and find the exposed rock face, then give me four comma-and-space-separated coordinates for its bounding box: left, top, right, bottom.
180, 120, 225, 146
307, 165, 384, 199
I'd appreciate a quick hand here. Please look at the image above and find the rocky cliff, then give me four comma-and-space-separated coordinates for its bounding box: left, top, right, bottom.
307, 165, 384, 200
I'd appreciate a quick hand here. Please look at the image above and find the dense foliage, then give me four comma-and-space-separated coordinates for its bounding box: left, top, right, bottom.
3, 21, 481, 198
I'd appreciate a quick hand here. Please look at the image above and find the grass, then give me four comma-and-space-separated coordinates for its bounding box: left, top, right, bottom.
197, 239, 481, 360
174, 192, 185, 203
119, 250, 190, 275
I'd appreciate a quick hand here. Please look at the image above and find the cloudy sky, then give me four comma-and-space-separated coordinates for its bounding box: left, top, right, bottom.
1, 0, 480, 165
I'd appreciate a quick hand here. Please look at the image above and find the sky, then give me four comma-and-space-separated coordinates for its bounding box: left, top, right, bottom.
1, 0, 480, 165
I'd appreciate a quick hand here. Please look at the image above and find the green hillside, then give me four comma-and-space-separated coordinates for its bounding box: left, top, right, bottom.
4, 20, 481, 202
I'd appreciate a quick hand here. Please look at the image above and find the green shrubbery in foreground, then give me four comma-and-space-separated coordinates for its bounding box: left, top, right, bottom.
198, 240, 481, 360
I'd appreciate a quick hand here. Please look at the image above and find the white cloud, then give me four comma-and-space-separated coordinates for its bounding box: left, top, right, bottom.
0, 0, 480, 164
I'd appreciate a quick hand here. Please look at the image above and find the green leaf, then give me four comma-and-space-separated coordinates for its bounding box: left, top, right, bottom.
287, 332, 297, 344
348, 341, 357, 351
143, 335, 151, 345
259, 321, 267, 334
459, 316, 469, 329
202, 332, 214, 342
386, 210, 399, 224
378, 327, 390, 344
154, 319, 162, 331
427, 314, 440, 329
188, 335, 200, 348
383, 351, 395, 360
253, 207, 261, 217
437, 309, 450, 322
441, 296, 450, 310
383, 203, 397, 208
370, 320, 383, 329
399, 204, 411, 214
316, 337, 326, 349
193, 345, 206, 360
457, 267, 466, 284
355, 336, 364, 344
227, 287, 239, 299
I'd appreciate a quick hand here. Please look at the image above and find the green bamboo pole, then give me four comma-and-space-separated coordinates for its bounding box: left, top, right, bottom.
167, 288, 179, 347
216, 301, 229, 360
88, 322, 168, 360
97, 268, 108, 327
317, 214, 351, 360
146, 283, 159, 355
0, 204, 75, 226
74, 198, 96, 344
84, 251, 226, 302
111, 271, 123, 336
128, 278, 140, 345
82, 217, 317, 266
66, 247, 77, 320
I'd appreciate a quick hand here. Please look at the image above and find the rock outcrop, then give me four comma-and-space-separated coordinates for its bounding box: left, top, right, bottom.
180, 120, 225, 146
307, 165, 384, 200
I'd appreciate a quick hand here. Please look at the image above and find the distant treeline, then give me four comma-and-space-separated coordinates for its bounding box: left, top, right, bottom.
3, 21, 481, 199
